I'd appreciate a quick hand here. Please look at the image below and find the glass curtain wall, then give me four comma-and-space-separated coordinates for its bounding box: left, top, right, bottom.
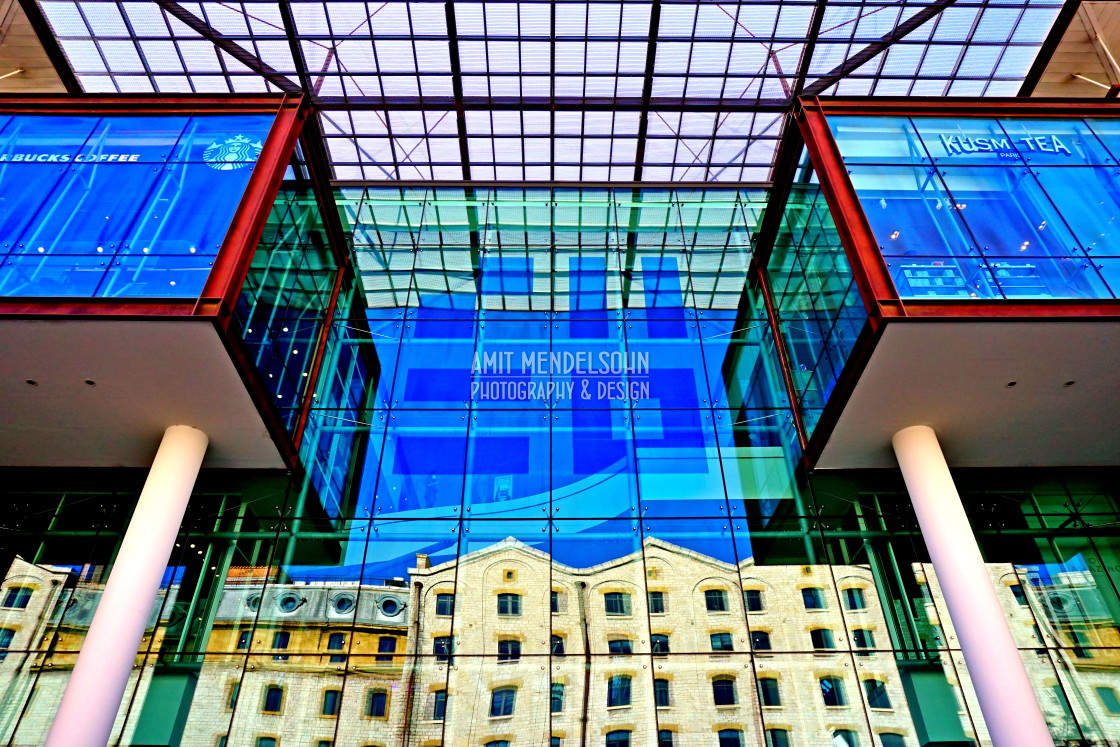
2, 186, 1120, 747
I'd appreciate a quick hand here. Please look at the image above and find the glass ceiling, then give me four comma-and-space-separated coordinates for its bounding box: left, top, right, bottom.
36, 0, 1065, 184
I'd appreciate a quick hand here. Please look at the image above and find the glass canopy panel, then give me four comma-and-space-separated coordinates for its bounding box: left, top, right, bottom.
35, 0, 1065, 183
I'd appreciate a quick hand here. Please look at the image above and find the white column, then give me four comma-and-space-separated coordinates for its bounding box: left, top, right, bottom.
892, 425, 1053, 747
45, 425, 208, 747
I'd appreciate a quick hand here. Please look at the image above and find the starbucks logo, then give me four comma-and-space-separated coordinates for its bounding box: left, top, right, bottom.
203, 134, 264, 170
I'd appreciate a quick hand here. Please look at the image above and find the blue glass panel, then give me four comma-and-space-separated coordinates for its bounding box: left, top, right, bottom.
551, 408, 637, 519
1030, 167, 1120, 254
846, 164, 974, 259
0, 165, 72, 252
912, 117, 1026, 166
77, 116, 189, 164
0, 115, 100, 159
369, 410, 468, 517
0, 254, 109, 296
634, 409, 727, 518
480, 255, 533, 295
463, 410, 550, 517
828, 115, 931, 165
171, 114, 275, 164
471, 318, 550, 410
998, 118, 1113, 166
394, 318, 474, 409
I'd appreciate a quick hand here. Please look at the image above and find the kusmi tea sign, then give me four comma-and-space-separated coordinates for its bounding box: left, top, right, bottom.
938, 133, 1072, 158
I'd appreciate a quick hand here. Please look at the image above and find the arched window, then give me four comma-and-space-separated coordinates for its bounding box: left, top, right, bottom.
765, 729, 790, 747
863, 679, 892, 709
844, 587, 867, 610
490, 687, 516, 717
744, 589, 765, 612
321, 689, 340, 716
605, 731, 631, 747
879, 734, 906, 747
604, 592, 631, 615
811, 628, 836, 650
497, 638, 520, 661
833, 730, 859, 747
365, 688, 388, 718
651, 634, 670, 654
718, 730, 744, 747
484, 742, 510, 747
607, 675, 631, 707
802, 587, 825, 610
262, 685, 283, 713
654, 678, 670, 707
712, 676, 738, 706
757, 677, 781, 706
821, 676, 846, 706
2, 587, 33, 609
705, 589, 728, 611
435, 593, 455, 616
852, 628, 875, 655
751, 630, 772, 651
710, 632, 734, 651
608, 638, 633, 654
497, 593, 521, 616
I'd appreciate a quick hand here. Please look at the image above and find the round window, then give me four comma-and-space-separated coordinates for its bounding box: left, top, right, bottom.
333, 594, 356, 613
380, 597, 402, 616
278, 593, 301, 612
246, 594, 261, 612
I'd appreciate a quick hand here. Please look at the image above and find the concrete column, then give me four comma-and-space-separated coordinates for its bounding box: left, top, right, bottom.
892, 425, 1053, 747
45, 425, 208, 747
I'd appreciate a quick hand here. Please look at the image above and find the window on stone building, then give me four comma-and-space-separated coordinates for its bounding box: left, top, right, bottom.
551, 739, 560, 747
863, 679, 892, 709
376, 636, 396, 663
271, 631, 290, 661
657, 730, 674, 747
1, 627, 18, 661
226, 681, 240, 710
751, 630, 772, 651
1, 587, 32, 609
821, 676, 846, 706
326, 632, 346, 663
810, 628, 835, 650
879, 734, 906, 747
433, 635, 453, 664
551, 634, 565, 656
485, 742, 510, 747
844, 587, 867, 610
764, 728, 790, 747
757, 677, 781, 706
236, 630, 251, 650
432, 689, 447, 720
551, 590, 561, 613
604, 592, 631, 615
490, 687, 516, 717
1096, 685, 1120, 714
316, 741, 332, 747
365, 689, 388, 718
705, 589, 728, 611
436, 593, 455, 616
497, 593, 521, 616
744, 589, 764, 612
551, 682, 564, 713
651, 634, 670, 654
255, 738, 276, 747
1010, 583, 1028, 606
607, 675, 631, 707
833, 730, 859, 747
497, 638, 521, 662
802, 587, 825, 610
648, 590, 666, 614
605, 730, 630, 747
712, 676, 737, 706
718, 729, 743, 747
321, 689, 340, 716
710, 632, 734, 652
654, 678, 670, 707
262, 685, 283, 714
852, 628, 874, 655
608, 638, 632, 654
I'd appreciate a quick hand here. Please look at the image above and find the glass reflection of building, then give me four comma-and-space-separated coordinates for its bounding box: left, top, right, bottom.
2, 2, 1120, 747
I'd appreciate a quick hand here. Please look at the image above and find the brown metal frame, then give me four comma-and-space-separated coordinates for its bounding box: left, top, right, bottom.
0, 94, 307, 470
794, 96, 1120, 467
